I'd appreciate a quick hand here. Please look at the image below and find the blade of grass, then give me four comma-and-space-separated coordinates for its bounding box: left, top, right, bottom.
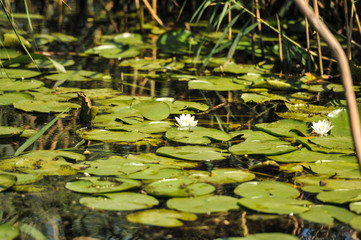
14, 107, 71, 156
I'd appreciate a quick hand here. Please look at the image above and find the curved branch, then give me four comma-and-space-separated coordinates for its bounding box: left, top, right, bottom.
294, 0, 361, 168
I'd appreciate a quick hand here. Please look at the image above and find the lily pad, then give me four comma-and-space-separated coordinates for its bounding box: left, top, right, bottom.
144, 177, 215, 197
45, 70, 108, 81
167, 195, 239, 213
126, 209, 197, 227
0, 126, 24, 138
188, 168, 255, 184
0, 225, 20, 240
165, 126, 232, 144
108, 120, 172, 133
317, 189, 361, 204
126, 165, 184, 180
82, 157, 148, 176
215, 233, 299, 240
189, 77, 251, 91
238, 197, 312, 214
113, 32, 146, 45
0, 79, 44, 91
309, 136, 353, 149
350, 216, 361, 231
229, 130, 296, 156
0, 174, 17, 192
234, 181, 299, 198
268, 148, 351, 163
79, 192, 159, 211
299, 205, 356, 225
131, 101, 170, 120
85, 43, 140, 59
255, 119, 310, 138
350, 201, 361, 214
65, 177, 141, 194
0, 68, 41, 79
13, 100, 78, 113
126, 153, 199, 168
76, 129, 149, 142
119, 58, 184, 71
156, 29, 196, 54
156, 145, 227, 161
0, 92, 33, 105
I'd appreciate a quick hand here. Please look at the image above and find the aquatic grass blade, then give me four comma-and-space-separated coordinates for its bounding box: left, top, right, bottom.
14, 107, 71, 156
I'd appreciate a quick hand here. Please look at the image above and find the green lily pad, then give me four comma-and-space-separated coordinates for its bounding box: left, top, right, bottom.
0, 174, 17, 192
131, 101, 170, 120
268, 148, 351, 163
238, 197, 312, 214
46, 70, 108, 81
250, 78, 308, 91
85, 43, 140, 59
13, 100, 78, 113
79, 192, 159, 211
0, 92, 33, 105
82, 157, 148, 176
256, 119, 310, 138
309, 136, 353, 149
113, 33, 146, 45
0, 225, 20, 240
167, 195, 239, 213
156, 145, 227, 161
65, 177, 141, 194
0, 68, 41, 79
215, 233, 299, 240
229, 130, 296, 155
188, 168, 255, 184
327, 107, 361, 137
144, 177, 215, 197
127, 153, 199, 168
234, 181, 299, 198
126, 209, 197, 227
215, 63, 270, 74
299, 205, 356, 225
156, 29, 196, 54
0, 171, 43, 185
119, 58, 184, 71
320, 179, 361, 190
0, 79, 44, 91
0, 126, 24, 138
165, 126, 232, 144
188, 77, 251, 91
108, 120, 172, 133
76, 129, 149, 142
317, 189, 361, 204
302, 160, 360, 178
126, 165, 184, 180
168, 100, 209, 114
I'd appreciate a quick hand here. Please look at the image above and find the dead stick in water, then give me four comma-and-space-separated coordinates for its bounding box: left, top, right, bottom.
294, 0, 361, 170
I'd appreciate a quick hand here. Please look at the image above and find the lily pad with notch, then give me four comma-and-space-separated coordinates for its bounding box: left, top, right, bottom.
156, 145, 227, 161
299, 205, 356, 225
234, 181, 299, 198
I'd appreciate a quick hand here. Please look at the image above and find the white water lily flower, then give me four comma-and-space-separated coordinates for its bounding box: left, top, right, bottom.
312, 119, 334, 136
175, 114, 198, 130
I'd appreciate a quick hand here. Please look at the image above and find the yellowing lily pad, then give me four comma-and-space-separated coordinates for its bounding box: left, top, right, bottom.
167, 195, 239, 213
234, 181, 299, 198
144, 177, 215, 197
76, 129, 149, 142
0, 126, 24, 138
0, 174, 17, 192
65, 177, 141, 194
0, 224, 20, 240
79, 192, 159, 211
165, 126, 232, 144
126, 209, 197, 227
238, 197, 312, 214
156, 145, 227, 161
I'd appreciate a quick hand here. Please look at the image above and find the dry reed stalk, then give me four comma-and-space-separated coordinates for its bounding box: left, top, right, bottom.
255, 0, 264, 58
347, 0, 354, 60
305, 0, 311, 71
276, 14, 283, 66
353, 1, 361, 37
313, 0, 323, 75
58, 0, 63, 30
228, 2, 232, 41
142, 0, 164, 27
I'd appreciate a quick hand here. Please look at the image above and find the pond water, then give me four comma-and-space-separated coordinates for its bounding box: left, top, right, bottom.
1, 12, 361, 240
